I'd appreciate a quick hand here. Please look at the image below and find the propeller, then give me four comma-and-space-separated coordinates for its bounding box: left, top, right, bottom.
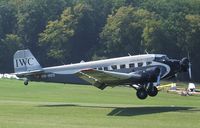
180, 56, 192, 80
188, 58, 192, 80
155, 67, 161, 86
188, 53, 192, 80
156, 73, 161, 86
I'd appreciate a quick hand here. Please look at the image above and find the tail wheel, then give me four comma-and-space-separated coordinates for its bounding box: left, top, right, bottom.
136, 88, 148, 100
147, 86, 158, 97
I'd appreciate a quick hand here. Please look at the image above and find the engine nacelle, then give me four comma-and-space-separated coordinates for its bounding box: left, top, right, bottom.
138, 67, 160, 83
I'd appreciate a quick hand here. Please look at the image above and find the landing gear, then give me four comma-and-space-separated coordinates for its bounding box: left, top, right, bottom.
24, 79, 29, 86
147, 86, 158, 97
136, 88, 148, 100
133, 82, 158, 100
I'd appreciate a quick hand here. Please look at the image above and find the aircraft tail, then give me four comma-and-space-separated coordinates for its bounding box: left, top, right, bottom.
13, 49, 42, 73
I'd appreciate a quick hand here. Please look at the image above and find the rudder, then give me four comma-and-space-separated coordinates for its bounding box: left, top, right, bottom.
14, 49, 42, 73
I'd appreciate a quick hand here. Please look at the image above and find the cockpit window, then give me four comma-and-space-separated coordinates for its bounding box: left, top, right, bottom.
155, 55, 169, 61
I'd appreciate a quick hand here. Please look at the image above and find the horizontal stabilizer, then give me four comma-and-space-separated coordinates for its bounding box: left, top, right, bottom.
14, 70, 44, 77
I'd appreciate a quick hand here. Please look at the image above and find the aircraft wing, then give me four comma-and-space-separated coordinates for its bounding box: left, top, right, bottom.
75, 69, 140, 89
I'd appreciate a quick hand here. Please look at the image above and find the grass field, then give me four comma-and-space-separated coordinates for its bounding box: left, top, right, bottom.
0, 79, 200, 128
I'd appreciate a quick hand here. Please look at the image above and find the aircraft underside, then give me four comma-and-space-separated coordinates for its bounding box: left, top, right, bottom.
25, 72, 159, 100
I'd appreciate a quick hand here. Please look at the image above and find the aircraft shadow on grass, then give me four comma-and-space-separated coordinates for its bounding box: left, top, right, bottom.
107, 106, 198, 116
38, 104, 199, 116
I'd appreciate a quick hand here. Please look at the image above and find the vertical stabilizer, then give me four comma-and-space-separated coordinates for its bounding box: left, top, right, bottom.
14, 50, 42, 73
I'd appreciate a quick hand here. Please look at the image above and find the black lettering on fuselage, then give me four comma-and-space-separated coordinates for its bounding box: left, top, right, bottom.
15, 58, 34, 67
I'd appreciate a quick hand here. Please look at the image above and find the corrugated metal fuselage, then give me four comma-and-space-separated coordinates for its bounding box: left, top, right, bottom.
26, 54, 176, 86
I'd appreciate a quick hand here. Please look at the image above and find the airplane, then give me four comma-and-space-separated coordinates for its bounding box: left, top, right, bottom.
13, 49, 192, 100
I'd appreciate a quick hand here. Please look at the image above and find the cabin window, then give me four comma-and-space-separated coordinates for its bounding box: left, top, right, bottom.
98, 67, 103, 70
111, 65, 117, 70
120, 64, 126, 69
104, 67, 108, 71
138, 62, 143, 67
146, 62, 152, 66
129, 63, 135, 68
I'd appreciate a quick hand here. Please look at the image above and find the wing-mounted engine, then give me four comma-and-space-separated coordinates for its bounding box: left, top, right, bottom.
135, 67, 161, 83
131, 67, 161, 100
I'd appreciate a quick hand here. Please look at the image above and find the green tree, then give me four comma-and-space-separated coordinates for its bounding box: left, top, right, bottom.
185, 14, 200, 80
39, 8, 76, 61
39, 3, 97, 63
142, 19, 182, 57
99, 6, 155, 57
0, 34, 22, 72
0, 1, 16, 39
16, 0, 67, 49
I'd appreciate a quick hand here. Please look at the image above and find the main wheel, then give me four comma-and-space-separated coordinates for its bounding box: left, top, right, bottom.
147, 86, 158, 97
136, 88, 148, 100
24, 80, 29, 86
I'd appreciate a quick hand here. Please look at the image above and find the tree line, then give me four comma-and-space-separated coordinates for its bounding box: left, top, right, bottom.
0, 0, 200, 82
